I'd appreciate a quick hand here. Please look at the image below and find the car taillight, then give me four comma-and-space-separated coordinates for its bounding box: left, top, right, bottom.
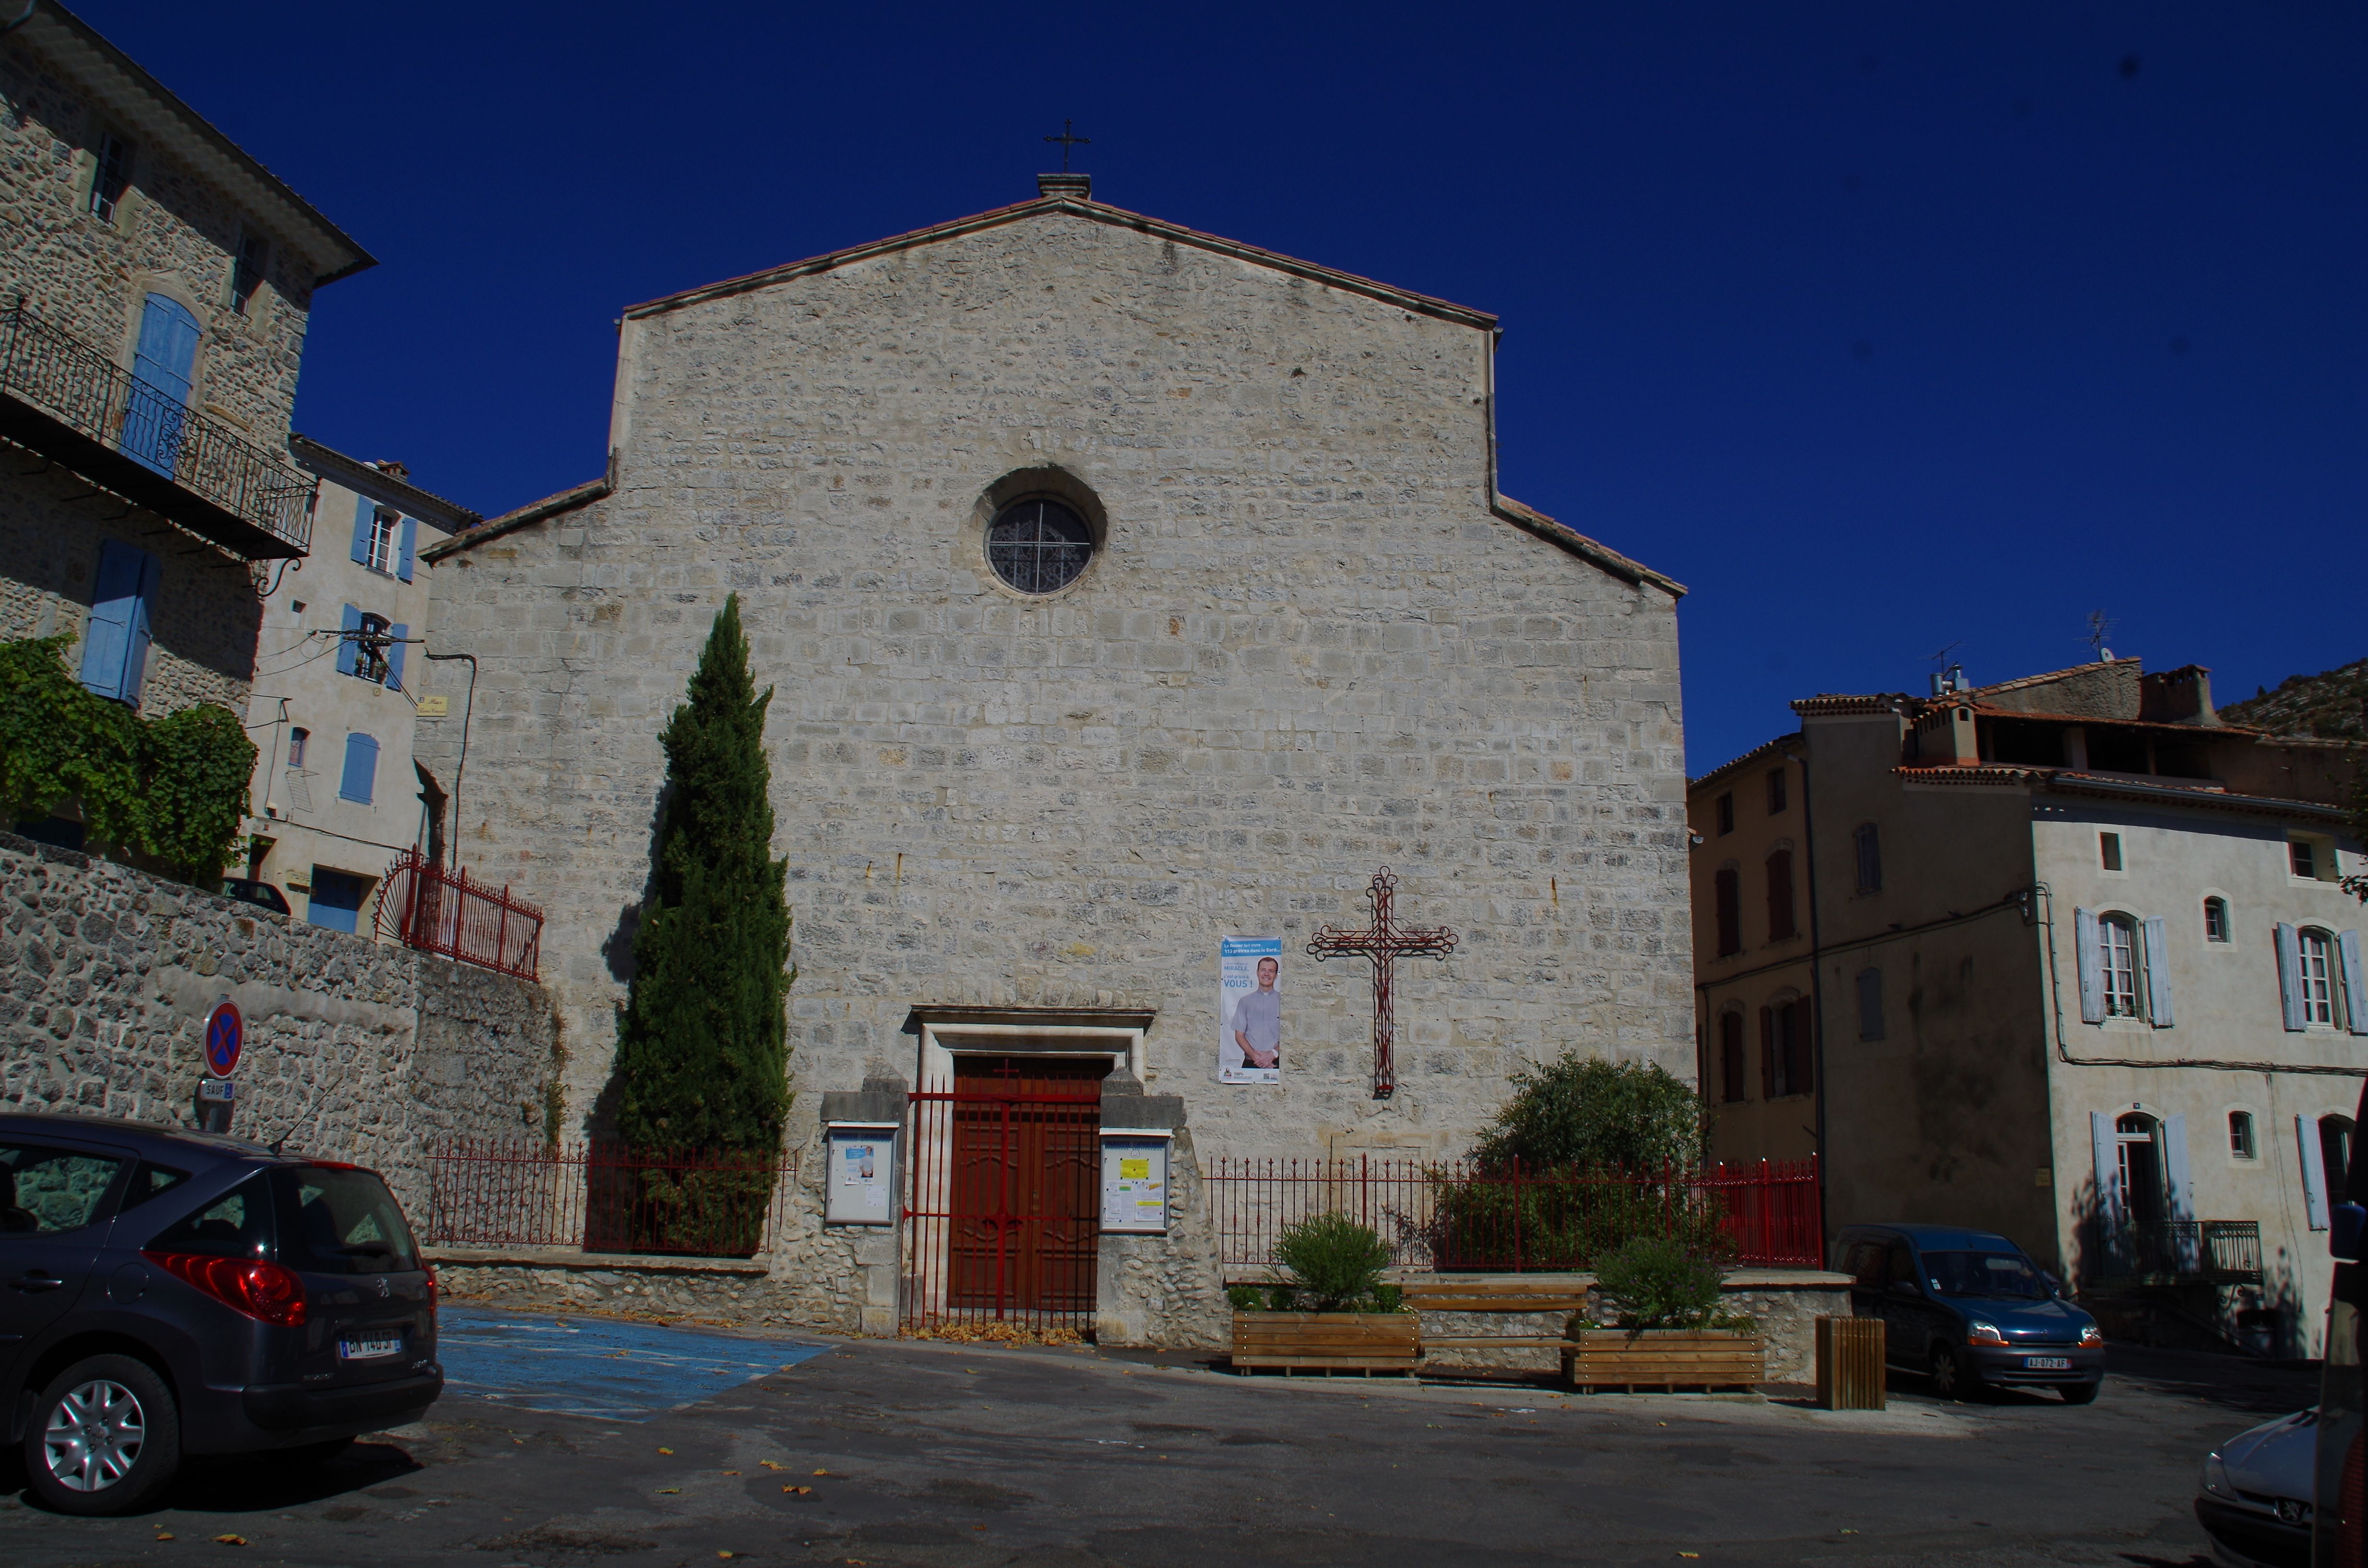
144, 1251, 308, 1327
425, 1264, 438, 1308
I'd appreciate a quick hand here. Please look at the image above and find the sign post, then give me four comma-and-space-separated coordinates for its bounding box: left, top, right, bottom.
197, 997, 242, 1133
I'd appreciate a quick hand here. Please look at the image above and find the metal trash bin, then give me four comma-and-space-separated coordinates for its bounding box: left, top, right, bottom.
1816, 1315, 1885, 1410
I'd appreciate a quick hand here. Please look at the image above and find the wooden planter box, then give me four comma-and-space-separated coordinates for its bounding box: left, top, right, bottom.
1562, 1328, 1764, 1393
1231, 1311, 1421, 1376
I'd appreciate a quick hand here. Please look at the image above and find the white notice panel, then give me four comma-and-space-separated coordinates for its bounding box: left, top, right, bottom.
1099, 1131, 1172, 1234
825, 1123, 897, 1225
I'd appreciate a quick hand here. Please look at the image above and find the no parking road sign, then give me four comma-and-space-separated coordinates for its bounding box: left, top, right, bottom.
203, 999, 243, 1078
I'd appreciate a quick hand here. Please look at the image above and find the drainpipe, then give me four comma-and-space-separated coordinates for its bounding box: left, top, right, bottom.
1779, 738, 1830, 1250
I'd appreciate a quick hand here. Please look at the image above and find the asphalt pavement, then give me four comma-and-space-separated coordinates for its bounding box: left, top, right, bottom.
0, 1314, 2320, 1568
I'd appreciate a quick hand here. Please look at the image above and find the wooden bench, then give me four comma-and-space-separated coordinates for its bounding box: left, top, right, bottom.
1564, 1329, 1764, 1393
1402, 1278, 1591, 1357
1230, 1311, 1421, 1376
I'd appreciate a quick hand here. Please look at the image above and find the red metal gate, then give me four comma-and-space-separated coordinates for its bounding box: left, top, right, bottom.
902, 1060, 1103, 1333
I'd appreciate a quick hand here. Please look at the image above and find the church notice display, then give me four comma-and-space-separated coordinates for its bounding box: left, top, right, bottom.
1219, 936, 1284, 1084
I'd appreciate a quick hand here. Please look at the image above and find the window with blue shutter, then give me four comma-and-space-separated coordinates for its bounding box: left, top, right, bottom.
386, 625, 407, 690
77, 540, 161, 704
126, 294, 198, 477
335, 604, 362, 676
349, 495, 374, 564
338, 734, 379, 804
397, 516, 417, 582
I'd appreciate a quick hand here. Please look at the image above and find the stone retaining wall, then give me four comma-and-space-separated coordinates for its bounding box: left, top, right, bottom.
0, 831, 559, 1214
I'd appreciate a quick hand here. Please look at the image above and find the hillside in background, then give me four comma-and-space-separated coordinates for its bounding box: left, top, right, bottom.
2222, 659, 2368, 741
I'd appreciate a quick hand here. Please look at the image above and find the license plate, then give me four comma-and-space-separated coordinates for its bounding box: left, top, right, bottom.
338, 1335, 402, 1361
2023, 1355, 2071, 1370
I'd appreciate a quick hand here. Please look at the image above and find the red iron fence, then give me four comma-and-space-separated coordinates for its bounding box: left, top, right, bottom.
1208, 1156, 1822, 1274
423, 1140, 799, 1259
375, 849, 544, 981
902, 1074, 1104, 1335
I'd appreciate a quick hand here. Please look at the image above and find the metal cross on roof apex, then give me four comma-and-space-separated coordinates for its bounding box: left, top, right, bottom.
1044, 120, 1090, 172
1306, 867, 1458, 1101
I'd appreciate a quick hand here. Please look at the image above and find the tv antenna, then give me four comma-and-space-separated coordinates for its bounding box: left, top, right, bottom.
2084, 610, 2116, 662
1926, 640, 1963, 670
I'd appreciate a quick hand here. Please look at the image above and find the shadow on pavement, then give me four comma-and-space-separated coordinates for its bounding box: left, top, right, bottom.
2107, 1345, 2319, 1417
0, 1438, 422, 1518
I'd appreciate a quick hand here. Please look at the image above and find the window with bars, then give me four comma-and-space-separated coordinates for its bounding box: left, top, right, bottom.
985, 499, 1093, 594
2099, 915, 2141, 1017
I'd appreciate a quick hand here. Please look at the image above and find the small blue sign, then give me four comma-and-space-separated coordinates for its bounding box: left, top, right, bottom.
203, 1000, 242, 1078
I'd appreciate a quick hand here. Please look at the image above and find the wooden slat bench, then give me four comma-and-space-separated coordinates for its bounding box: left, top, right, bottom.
1402, 1278, 1591, 1358
1563, 1329, 1764, 1393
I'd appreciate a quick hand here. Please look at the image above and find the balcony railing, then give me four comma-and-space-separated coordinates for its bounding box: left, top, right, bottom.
2088, 1219, 2263, 1286
373, 848, 544, 981
0, 303, 313, 560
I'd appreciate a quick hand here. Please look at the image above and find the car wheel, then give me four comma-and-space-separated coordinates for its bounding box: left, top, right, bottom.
1929, 1344, 1969, 1401
21, 1354, 182, 1516
281, 1437, 355, 1465
2060, 1381, 2100, 1405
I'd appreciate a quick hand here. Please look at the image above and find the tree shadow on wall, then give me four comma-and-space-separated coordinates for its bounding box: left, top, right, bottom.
585, 781, 671, 1146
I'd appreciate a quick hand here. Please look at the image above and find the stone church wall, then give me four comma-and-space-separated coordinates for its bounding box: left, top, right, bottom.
0, 832, 557, 1216
417, 203, 1691, 1335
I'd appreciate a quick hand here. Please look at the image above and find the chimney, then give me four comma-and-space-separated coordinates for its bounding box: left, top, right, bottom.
1036, 172, 1091, 202
2140, 665, 2220, 727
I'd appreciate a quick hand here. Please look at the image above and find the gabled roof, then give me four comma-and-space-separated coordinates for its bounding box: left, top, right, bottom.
288, 434, 479, 534
1689, 732, 1801, 793
11, 3, 373, 285
420, 473, 610, 563
623, 188, 1498, 331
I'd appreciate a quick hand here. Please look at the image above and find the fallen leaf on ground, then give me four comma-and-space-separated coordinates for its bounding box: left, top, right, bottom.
1678, 1556, 1699, 1561
155, 1533, 175, 1541
813, 1468, 832, 1476
719, 1554, 737, 1560
759, 1460, 784, 1470
214, 1535, 247, 1546
722, 1470, 740, 1476
657, 1487, 682, 1495
657, 1446, 675, 1455
783, 1485, 813, 1494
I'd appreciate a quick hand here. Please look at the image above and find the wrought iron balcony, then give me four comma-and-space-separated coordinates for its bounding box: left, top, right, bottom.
2089, 1219, 2263, 1286
0, 304, 313, 560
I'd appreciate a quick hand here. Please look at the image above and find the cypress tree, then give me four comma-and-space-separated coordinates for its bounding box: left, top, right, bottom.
613, 595, 793, 1154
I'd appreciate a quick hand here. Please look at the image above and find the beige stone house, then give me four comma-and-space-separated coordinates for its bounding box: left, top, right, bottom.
418, 172, 1693, 1341
239, 436, 479, 931
0, 2, 369, 831
1702, 656, 2364, 1353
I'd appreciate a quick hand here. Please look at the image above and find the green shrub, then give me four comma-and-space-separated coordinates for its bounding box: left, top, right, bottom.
1473, 1053, 1705, 1173
1225, 1284, 1264, 1311
0, 635, 253, 882
1271, 1211, 1393, 1311
1590, 1237, 1744, 1331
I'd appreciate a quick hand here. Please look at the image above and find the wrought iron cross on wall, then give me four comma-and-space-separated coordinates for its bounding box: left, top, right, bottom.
1306, 867, 1458, 1101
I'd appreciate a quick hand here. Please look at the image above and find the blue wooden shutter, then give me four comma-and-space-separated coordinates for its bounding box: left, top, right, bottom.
335, 603, 362, 676
78, 539, 159, 703
338, 733, 379, 804
2142, 915, 2174, 1027
2342, 931, 2368, 1036
350, 496, 374, 565
2074, 907, 2105, 1023
127, 294, 198, 476
2277, 923, 2306, 1031
386, 624, 407, 690
2090, 1112, 2121, 1225
2300, 1115, 2331, 1230
396, 516, 417, 582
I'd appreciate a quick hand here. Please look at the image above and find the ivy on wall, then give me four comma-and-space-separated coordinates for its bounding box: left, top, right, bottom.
0, 635, 255, 884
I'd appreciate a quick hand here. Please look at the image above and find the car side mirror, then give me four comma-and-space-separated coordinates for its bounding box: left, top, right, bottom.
2041, 1272, 2063, 1298
2333, 1203, 2368, 1263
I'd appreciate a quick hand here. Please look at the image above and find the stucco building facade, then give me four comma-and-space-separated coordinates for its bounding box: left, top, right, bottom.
1699, 657, 2365, 1354
418, 173, 1694, 1338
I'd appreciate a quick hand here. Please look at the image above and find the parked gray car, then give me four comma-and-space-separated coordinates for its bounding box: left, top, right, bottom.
2195, 1408, 2313, 1568
1, 1112, 441, 1514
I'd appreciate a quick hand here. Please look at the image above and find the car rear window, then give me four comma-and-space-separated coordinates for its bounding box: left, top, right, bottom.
273, 1166, 418, 1274
1924, 1249, 2049, 1299
148, 1172, 274, 1258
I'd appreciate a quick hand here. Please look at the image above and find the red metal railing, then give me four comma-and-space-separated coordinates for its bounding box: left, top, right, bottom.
423, 1139, 799, 1259
902, 1076, 1103, 1335
374, 848, 544, 981
1208, 1156, 1822, 1274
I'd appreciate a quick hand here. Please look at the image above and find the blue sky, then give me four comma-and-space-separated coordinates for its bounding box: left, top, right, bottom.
82, 1, 2366, 772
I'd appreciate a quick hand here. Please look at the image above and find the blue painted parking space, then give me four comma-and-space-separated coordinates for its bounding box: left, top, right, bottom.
436, 1306, 830, 1421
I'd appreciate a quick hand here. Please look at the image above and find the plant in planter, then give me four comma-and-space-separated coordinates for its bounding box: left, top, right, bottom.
1230, 1213, 1417, 1375
1565, 1236, 1763, 1393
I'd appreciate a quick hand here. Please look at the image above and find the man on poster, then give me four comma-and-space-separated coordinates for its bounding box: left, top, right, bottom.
1233, 956, 1283, 1070
1217, 936, 1286, 1085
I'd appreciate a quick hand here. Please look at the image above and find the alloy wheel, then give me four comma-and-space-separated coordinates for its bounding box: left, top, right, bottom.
41, 1378, 147, 1492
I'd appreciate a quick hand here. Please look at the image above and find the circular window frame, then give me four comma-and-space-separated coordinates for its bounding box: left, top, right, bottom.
972, 467, 1108, 601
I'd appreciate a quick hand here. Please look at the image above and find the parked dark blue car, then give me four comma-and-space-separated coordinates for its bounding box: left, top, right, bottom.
1, 1111, 441, 1515
1835, 1223, 2105, 1402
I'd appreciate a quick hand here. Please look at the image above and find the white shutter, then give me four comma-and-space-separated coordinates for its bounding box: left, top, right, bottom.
2091, 1111, 2121, 1225
2164, 1114, 2199, 1271
2075, 908, 2105, 1024
2299, 1114, 2331, 1231
2142, 915, 2174, 1027
2341, 931, 2367, 1036
2277, 923, 2306, 1032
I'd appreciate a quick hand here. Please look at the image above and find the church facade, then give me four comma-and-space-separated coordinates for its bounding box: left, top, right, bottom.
418, 173, 1691, 1340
